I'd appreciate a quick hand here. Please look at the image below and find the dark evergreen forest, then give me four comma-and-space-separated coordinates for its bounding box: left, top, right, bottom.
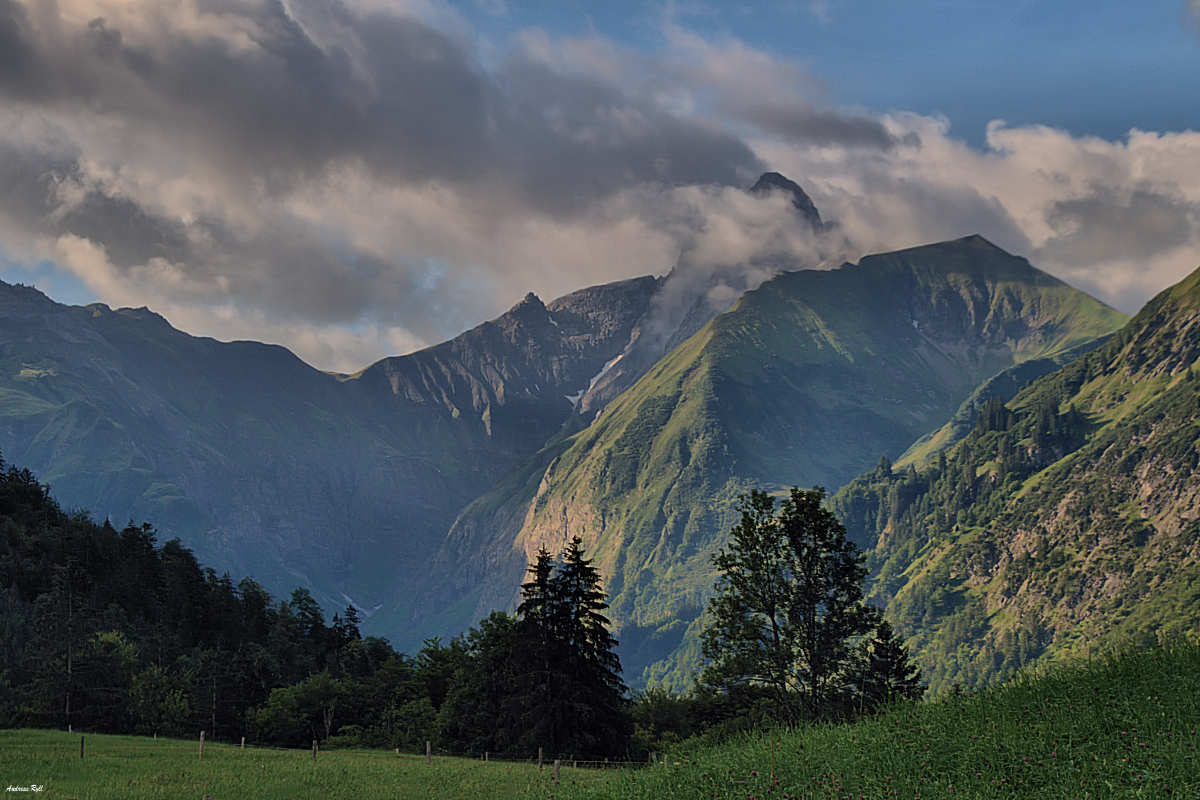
0, 452, 640, 757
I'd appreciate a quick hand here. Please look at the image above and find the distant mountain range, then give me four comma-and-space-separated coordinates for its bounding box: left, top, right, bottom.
4, 175, 1156, 689
0, 272, 659, 617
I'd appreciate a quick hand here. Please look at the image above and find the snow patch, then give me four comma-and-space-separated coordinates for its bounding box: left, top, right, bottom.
567, 346, 630, 408
339, 592, 369, 616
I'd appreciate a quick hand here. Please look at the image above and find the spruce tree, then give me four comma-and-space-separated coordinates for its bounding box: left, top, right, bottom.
854, 620, 925, 713
511, 538, 630, 758
552, 538, 629, 757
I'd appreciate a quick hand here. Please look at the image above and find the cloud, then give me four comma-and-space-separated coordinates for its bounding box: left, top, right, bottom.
0, 0, 781, 369
0, 0, 1198, 372
761, 119, 1200, 313
657, 21, 901, 150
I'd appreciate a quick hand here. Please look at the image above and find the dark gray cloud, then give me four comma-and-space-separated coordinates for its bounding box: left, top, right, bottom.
0, 0, 41, 100
730, 100, 905, 150
1040, 188, 1197, 268
0, 0, 760, 207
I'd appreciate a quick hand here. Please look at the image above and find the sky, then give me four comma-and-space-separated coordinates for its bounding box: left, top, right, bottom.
1, 0, 1199, 372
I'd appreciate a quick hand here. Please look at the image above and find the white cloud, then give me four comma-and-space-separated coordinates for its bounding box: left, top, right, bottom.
1, 0, 1197, 373
761, 118, 1200, 314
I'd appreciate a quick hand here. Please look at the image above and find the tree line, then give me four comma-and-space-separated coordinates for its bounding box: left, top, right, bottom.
0, 451, 923, 756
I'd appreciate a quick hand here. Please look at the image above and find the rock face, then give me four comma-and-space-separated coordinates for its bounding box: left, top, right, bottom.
749, 171, 823, 228
833, 263, 1200, 690
411, 235, 1128, 686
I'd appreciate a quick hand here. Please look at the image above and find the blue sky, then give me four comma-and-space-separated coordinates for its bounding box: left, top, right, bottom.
1, 0, 1199, 371
451, 0, 1200, 144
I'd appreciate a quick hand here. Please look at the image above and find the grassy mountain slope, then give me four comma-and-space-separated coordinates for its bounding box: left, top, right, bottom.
0, 276, 657, 623
414, 236, 1128, 685
554, 640, 1200, 800
833, 264, 1200, 691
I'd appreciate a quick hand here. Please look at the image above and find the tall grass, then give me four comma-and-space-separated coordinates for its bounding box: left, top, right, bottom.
543, 640, 1200, 799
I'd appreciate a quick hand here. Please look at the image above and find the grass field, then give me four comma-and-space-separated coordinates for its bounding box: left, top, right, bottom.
555, 640, 1200, 799
3, 640, 1198, 799
0, 730, 592, 800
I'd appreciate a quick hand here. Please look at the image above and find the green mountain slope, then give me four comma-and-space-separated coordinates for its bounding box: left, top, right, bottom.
411, 236, 1128, 685
833, 264, 1200, 691
0, 277, 657, 622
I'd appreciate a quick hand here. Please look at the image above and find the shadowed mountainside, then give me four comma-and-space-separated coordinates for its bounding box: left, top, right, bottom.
0, 275, 659, 613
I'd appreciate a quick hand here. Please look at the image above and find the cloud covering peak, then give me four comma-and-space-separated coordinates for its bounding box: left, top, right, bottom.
1, 0, 1199, 371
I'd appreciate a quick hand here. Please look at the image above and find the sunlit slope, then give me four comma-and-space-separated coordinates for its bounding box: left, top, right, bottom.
833, 262, 1200, 691
414, 236, 1127, 686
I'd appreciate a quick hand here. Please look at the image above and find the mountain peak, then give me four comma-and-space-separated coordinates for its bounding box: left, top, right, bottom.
510, 292, 546, 313
749, 172, 822, 228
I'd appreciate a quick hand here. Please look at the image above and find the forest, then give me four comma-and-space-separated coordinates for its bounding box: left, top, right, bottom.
0, 451, 635, 756
0, 450, 926, 757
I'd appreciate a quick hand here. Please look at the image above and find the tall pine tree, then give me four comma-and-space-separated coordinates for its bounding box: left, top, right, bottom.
448, 538, 631, 758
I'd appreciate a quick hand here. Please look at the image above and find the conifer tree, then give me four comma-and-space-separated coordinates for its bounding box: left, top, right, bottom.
854, 620, 925, 712
512, 538, 629, 758
551, 538, 628, 755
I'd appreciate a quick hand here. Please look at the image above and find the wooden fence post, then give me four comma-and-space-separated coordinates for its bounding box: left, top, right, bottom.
80, 736, 84, 760
554, 759, 561, 783
426, 740, 431, 766
312, 739, 318, 762
538, 747, 543, 769
241, 736, 245, 749
199, 731, 204, 760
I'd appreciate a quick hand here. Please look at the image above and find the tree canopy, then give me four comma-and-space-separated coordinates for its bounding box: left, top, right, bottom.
701, 487, 894, 720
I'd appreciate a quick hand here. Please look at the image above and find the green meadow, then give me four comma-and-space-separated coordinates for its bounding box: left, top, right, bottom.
557, 640, 1200, 799
0, 731, 584, 800
3, 640, 1198, 799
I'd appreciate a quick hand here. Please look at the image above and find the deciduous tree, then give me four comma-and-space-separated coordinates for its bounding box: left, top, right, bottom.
701, 487, 879, 720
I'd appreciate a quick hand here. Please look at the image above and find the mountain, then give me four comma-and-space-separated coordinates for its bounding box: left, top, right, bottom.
0, 170, 831, 639
832, 264, 1200, 691
748, 172, 823, 229
0, 174, 1140, 689
0, 275, 658, 614
574, 174, 835, 418
407, 235, 1128, 686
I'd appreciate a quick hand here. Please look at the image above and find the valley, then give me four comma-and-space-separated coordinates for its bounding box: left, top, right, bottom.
4, 212, 1165, 691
